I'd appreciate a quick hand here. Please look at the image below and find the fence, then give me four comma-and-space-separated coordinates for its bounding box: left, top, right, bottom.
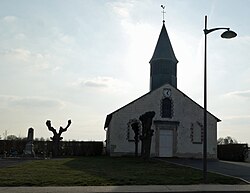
0, 140, 104, 157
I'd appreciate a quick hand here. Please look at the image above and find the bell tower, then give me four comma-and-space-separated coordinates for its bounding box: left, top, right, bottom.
149, 20, 178, 91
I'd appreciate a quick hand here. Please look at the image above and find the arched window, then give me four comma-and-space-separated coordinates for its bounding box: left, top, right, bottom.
161, 98, 172, 118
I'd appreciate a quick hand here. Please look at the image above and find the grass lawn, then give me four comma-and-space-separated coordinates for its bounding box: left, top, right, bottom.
0, 156, 245, 186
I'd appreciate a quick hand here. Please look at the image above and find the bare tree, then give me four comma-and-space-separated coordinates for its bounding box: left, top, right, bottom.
217, 136, 238, 145
127, 119, 141, 157
6, 135, 18, 140
139, 111, 155, 159
46, 119, 71, 157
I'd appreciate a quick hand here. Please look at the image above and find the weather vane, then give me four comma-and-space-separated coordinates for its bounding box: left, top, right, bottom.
161, 5, 166, 23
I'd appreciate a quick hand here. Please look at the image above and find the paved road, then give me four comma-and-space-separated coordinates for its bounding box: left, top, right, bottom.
160, 158, 250, 183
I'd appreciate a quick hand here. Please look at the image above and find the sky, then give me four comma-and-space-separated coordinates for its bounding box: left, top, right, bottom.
0, 0, 250, 143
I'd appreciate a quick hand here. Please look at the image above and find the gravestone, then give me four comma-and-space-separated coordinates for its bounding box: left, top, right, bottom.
23, 128, 35, 157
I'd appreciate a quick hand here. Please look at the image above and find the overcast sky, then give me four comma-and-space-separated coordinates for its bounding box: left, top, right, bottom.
0, 0, 250, 143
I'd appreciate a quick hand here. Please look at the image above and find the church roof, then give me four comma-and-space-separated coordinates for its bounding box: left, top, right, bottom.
150, 22, 178, 63
104, 84, 221, 129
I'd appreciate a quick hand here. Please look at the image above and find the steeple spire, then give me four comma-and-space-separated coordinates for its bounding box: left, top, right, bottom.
149, 12, 178, 91
150, 23, 178, 64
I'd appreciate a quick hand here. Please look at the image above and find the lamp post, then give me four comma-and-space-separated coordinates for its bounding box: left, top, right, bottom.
203, 15, 236, 183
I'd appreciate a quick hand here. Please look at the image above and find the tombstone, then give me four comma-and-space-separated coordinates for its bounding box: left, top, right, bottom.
23, 128, 35, 157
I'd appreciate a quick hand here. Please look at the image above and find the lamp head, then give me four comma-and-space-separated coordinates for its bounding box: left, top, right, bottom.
221, 30, 237, 39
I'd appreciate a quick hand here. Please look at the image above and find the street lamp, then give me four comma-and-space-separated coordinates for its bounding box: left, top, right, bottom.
203, 15, 237, 183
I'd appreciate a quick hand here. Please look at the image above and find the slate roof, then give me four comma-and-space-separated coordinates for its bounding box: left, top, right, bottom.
150, 22, 178, 64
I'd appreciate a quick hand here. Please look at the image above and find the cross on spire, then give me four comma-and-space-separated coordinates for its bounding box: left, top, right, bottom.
161, 5, 166, 23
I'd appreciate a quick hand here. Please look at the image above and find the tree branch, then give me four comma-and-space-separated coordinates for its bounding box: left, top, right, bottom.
46, 120, 57, 136
59, 120, 71, 135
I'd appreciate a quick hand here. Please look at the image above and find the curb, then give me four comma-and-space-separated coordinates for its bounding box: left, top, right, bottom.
0, 185, 250, 193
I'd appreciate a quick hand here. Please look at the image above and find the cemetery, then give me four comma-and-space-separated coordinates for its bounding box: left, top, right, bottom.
0, 120, 103, 159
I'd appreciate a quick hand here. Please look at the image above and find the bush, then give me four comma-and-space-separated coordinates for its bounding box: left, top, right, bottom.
217, 144, 248, 162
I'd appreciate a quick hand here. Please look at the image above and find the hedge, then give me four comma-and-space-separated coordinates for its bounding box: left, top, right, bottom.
0, 140, 104, 157
217, 144, 248, 162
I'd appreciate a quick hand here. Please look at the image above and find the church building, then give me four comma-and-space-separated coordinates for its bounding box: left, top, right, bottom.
104, 20, 220, 159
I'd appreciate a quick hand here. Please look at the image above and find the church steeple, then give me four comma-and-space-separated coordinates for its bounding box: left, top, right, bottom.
150, 22, 178, 91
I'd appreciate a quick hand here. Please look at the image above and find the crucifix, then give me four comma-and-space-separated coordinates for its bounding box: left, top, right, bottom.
161, 5, 166, 22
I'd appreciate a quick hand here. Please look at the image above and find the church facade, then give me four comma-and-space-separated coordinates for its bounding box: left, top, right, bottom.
104, 22, 220, 159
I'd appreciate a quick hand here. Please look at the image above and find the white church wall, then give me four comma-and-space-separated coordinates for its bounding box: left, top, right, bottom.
169, 85, 218, 159
108, 89, 162, 156
107, 84, 218, 159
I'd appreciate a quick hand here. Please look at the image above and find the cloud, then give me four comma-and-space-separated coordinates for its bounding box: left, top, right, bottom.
2, 16, 17, 23
0, 48, 51, 70
84, 81, 108, 88
110, 2, 132, 18
225, 90, 250, 98
83, 77, 112, 88
0, 95, 64, 109
15, 33, 26, 40
0, 48, 31, 61
58, 33, 75, 44
72, 76, 131, 94
223, 115, 250, 120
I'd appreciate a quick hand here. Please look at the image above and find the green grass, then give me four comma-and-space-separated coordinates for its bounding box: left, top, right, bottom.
0, 156, 245, 186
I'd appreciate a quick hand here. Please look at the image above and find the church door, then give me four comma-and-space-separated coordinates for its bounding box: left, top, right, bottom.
159, 129, 173, 157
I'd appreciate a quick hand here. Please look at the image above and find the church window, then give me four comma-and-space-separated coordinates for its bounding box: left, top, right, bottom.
127, 119, 141, 142
127, 126, 134, 141
161, 98, 173, 118
190, 122, 203, 144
